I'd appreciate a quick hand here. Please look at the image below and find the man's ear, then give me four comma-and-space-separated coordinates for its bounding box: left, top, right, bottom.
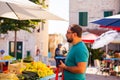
73, 32, 77, 37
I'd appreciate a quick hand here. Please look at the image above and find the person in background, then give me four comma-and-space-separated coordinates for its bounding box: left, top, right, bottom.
55, 44, 63, 57
101, 52, 111, 71
114, 51, 120, 67
0, 50, 6, 72
54, 43, 64, 67
59, 24, 89, 80
101, 52, 111, 61
114, 51, 120, 58
0, 50, 5, 60
34, 49, 42, 62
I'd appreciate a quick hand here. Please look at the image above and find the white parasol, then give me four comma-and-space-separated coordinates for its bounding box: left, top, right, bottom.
92, 30, 118, 49
0, 0, 66, 20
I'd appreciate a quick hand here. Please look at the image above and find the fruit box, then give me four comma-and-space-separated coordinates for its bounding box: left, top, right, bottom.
8, 63, 25, 74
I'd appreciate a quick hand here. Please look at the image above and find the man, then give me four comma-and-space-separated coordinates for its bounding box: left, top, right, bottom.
54, 43, 64, 67
34, 48, 42, 62
55, 43, 63, 57
0, 50, 5, 72
0, 50, 5, 60
59, 24, 89, 80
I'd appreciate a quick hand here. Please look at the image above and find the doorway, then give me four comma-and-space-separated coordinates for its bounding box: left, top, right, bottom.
9, 41, 23, 59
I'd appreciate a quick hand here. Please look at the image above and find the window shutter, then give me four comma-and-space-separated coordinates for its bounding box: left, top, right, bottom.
104, 11, 113, 17
79, 12, 88, 26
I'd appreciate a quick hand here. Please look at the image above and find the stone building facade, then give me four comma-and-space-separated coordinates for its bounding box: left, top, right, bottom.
69, 0, 120, 28
69, 0, 120, 51
0, 0, 50, 59
0, 23, 49, 59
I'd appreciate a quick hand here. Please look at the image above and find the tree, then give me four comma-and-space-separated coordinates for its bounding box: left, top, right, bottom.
30, 0, 48, 8
0, 0, 48, 58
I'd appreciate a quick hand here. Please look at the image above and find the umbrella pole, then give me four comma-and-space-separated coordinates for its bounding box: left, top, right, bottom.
105, 45, 108, 53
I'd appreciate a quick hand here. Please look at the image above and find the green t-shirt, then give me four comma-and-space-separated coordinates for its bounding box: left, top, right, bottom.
64, 42, 89, 80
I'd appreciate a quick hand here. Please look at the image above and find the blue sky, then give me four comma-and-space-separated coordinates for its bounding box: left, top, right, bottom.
48, 0, 69, 35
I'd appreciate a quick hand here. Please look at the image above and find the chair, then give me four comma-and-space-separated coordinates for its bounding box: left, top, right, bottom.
94, 59, 110, 75
94, 59, 102, 74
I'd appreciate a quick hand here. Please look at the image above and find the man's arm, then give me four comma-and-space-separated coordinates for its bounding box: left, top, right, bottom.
59, 61, 87, 74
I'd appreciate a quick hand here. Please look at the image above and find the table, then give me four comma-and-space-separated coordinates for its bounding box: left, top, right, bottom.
104, 58, 120, 76
104, 58, 120, 61
104, 58, 120, 68
0, 58, 16, 62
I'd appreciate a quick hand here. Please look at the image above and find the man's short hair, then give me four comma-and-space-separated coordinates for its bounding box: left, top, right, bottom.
69, 24, 82, 37
58, 43, 62, 47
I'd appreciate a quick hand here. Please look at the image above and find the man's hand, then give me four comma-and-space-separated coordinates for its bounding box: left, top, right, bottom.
59, 61, 87, 74
59, 60, 67, 69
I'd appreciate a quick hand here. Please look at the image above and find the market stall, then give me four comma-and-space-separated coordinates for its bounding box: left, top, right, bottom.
0, 55, 16, 72
0, 55, 58, 80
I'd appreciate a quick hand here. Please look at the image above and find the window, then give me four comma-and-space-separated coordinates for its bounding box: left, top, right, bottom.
104, 11, 113, 17
79, 12, 88, 26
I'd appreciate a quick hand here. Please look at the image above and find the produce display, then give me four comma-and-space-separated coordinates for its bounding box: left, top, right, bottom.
0, 73, 19, 80
8, 63, 24, 74
17, 71, 39, 80
20, 61, 54, 78
3, 55, 14, 60
23, 56, 34, 62
0, 56, 55, 80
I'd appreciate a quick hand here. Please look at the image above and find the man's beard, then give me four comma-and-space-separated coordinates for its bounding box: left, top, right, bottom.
67, 38, 73, 43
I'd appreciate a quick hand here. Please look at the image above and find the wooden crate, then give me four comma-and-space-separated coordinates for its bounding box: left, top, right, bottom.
8, 62, 25, 74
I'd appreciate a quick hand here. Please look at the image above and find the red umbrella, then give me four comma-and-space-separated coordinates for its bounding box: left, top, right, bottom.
82, 32, 98, 43
100, 25, 120, 31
